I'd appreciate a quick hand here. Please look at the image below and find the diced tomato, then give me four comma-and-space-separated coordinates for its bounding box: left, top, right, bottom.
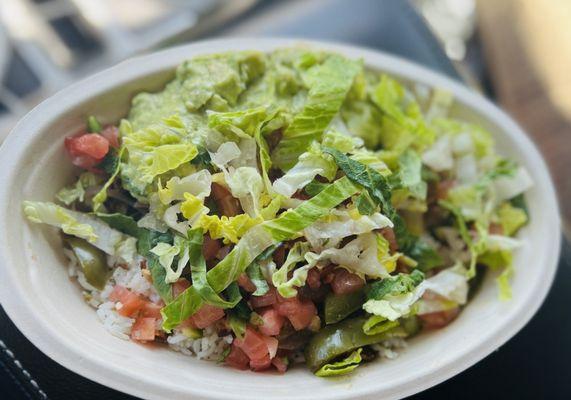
203, 235, 222, 261
172, 278, 191, 299
109, 285, 129, 302
262, 335, 278, 359
225, 344, 250, 370
258, 308, 285, 336
272, 357, 289, 374
234, 327, 269, 361
64, 132, 110, 170
306, 268, 321, 289
141, 302, 162, 319
419, 307, 461, 330
110, 285, 146, 317
330, 269, 365, 295
250, 287, 277, 309
249, 354, 272, 371
190, 304, 225, 329
237, 273, 257, 293
100, 125, 120, 148
275, 295, 317, 331
131, 317, 156, 341
66, 133, 109, 159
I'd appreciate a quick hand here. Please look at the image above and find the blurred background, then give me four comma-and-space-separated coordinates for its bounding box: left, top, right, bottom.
0, 0, 569, 399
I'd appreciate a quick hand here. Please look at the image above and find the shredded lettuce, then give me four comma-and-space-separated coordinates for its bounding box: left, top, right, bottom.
497, 202, 528, 236
272, 242, 312, 297
158, 170, 212, 205
272, 55, 362, 169
315, 348, 363, 377
187, 228, 242, 308
263, 177, 359, 241
23, 201, 137, 262
162, 225, 274, 331
93, 147, 125, 212
304, 209, 393, 249
55, 172, 100, 205
272, 144, 337, 198
150, 235, 190, 284
362, 316, 400, 336
363, 270, 425, 321
194, 213, 263, 244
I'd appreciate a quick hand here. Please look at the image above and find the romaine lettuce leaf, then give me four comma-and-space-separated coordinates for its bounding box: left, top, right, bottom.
187, 228, 242, 308
162, 225, 274, 331
304, 209, 393, 249
272, 55, 362, 169
272, 144, 337, 197
23, 202, 135, 261
262, 176, 359, 241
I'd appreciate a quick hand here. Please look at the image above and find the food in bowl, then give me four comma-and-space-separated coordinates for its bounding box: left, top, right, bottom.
22, 48, 532, 376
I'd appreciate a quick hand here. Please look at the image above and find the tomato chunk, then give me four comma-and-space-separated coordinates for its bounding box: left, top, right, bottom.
189, 304, 225, 329
263, 335, 278, 359
275, 295, 317, 331
110, 285, 146, 317
225, 344, 250, 370
272, 357, 289, 374
131, 317, 156, 341
258, 308, 285, 336
65, 132, 110, 169
141, 302, 163, 319
234, 327, 269, 361
249, 354, 272, 371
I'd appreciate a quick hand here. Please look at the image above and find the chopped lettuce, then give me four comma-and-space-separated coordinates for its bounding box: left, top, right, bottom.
150, 235, 190, 283
194, 213, 263, 244
272, 54, 362, 169
315, 348, 363, 377
263, 177, 359, 241
396, 149, 427, 201
304, 209, 393, 249
272, 241, 312, 297
497, 202, 528, 236
363, 270, 425, 321
272, 144, 337, 198
162, 225, 274, 331
158, 170, 212, 205
187, 228, 242, 308
305, 233, 391, 279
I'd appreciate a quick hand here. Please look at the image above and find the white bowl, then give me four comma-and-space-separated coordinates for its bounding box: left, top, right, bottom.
0, 38, 561, 400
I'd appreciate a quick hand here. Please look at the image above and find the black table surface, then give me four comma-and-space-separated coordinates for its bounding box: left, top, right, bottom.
2, 0, 570, 399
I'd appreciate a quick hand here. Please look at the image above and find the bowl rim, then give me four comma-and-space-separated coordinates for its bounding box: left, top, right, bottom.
0, 37, 561, 400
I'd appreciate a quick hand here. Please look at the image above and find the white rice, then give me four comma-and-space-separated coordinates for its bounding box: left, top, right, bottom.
167, 327, 233, 360
65, 249, 232, 361
372, 338, 408, 360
